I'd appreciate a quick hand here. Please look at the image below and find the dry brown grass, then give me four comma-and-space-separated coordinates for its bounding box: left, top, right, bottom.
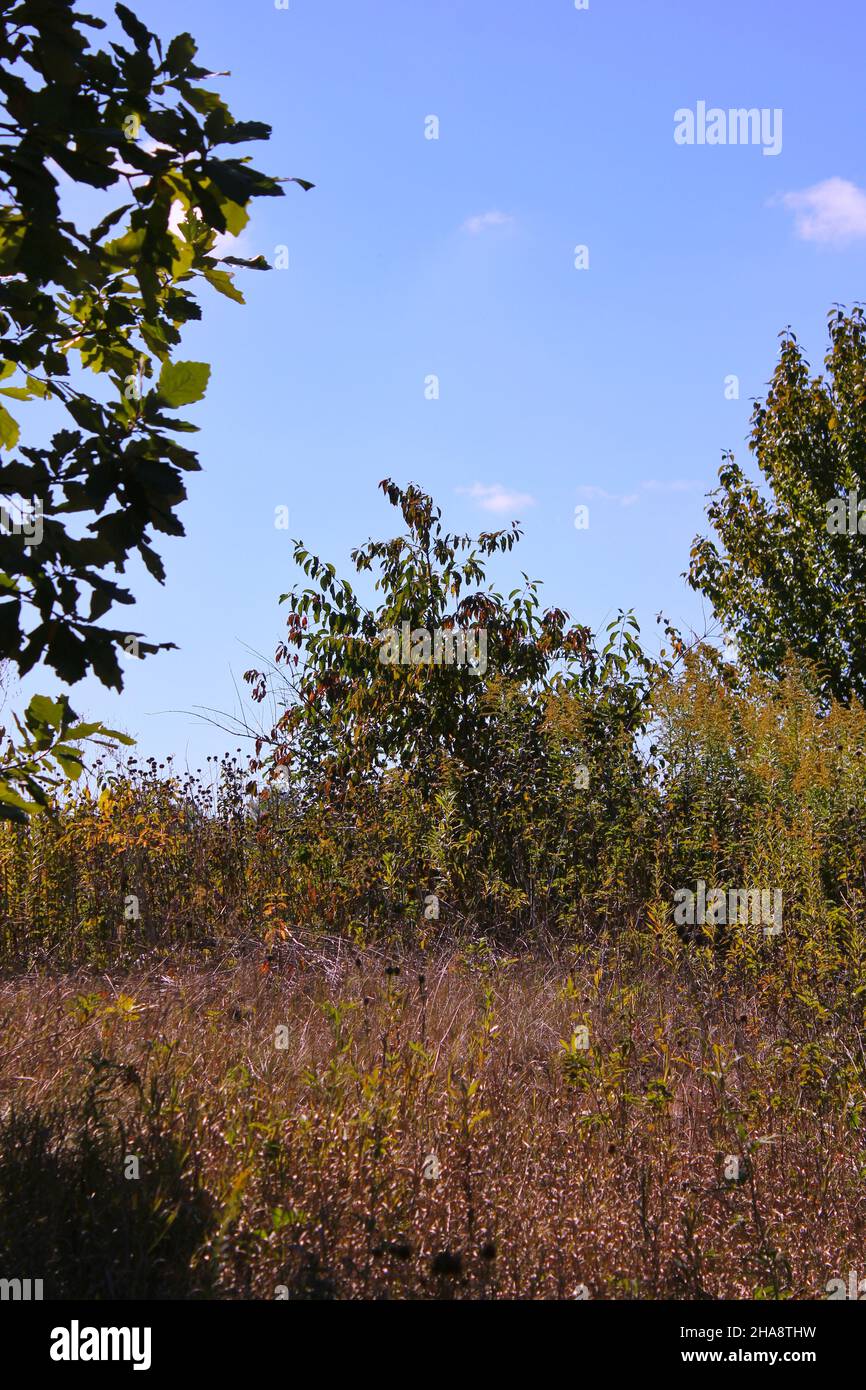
1, 931, 864, 1299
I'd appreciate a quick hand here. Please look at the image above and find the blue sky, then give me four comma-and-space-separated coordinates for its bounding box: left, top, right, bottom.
14, 0, 866, 771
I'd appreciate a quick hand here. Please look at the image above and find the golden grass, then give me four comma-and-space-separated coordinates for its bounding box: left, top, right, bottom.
2, 931, 863, 1299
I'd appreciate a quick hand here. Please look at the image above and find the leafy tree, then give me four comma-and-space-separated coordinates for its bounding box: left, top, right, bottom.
0, 691, 132, 819
689, 306, 866, 704
0, 0, 311, 813
244, 478, 656, 793
239, 479, 665, 934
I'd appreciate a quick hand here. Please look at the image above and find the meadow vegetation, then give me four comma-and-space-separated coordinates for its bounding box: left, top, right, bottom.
2, 592, 865, 1297
2, 1, 865, 1305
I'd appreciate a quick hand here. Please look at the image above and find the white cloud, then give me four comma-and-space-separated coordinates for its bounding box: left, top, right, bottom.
458, 483, 535, 514
575, 485, 639, 507
461, 210, 514, 235
575, 480, 703, 508
777, 177, 866, 246
640, 479, 703, 494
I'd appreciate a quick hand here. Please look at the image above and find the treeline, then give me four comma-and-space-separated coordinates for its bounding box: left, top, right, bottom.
2, 655, 864, 974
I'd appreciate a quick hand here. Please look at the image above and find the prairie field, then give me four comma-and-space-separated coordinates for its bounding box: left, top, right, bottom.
2, 658, 866, 1299
2, 0, 866, 1339
1, 924, 864, 1300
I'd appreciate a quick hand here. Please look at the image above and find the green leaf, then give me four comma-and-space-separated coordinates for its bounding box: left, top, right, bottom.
165, 32, 197, 75
216, 196, 249, 238
26, 695, 66, 731
51, 747, 85, 780
0, 403, 20, 449
116, 4, 151, 50
105, 226, 147, 262
0, 790, 34, 822
204, 268, 244, 303
156, 360, 211, 408
63, 722, 105, 740
220, 254, 270, 270
94, 727, 136, 746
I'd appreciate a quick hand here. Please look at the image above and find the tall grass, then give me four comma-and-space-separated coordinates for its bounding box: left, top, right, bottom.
1, 933, 864, 1298
1, 660, 864, 968
2, 658, 865, 1298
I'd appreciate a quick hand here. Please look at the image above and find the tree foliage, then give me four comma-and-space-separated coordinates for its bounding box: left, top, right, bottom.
245, 478, 659, 790
0, 0, 310, 812
689, 306, 866, 704
0, 690, 132, 821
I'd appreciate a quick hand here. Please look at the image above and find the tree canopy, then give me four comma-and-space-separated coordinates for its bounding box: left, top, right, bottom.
244, 477, 658, 798
689, 305, 866, 705
0, 0, 311, 814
